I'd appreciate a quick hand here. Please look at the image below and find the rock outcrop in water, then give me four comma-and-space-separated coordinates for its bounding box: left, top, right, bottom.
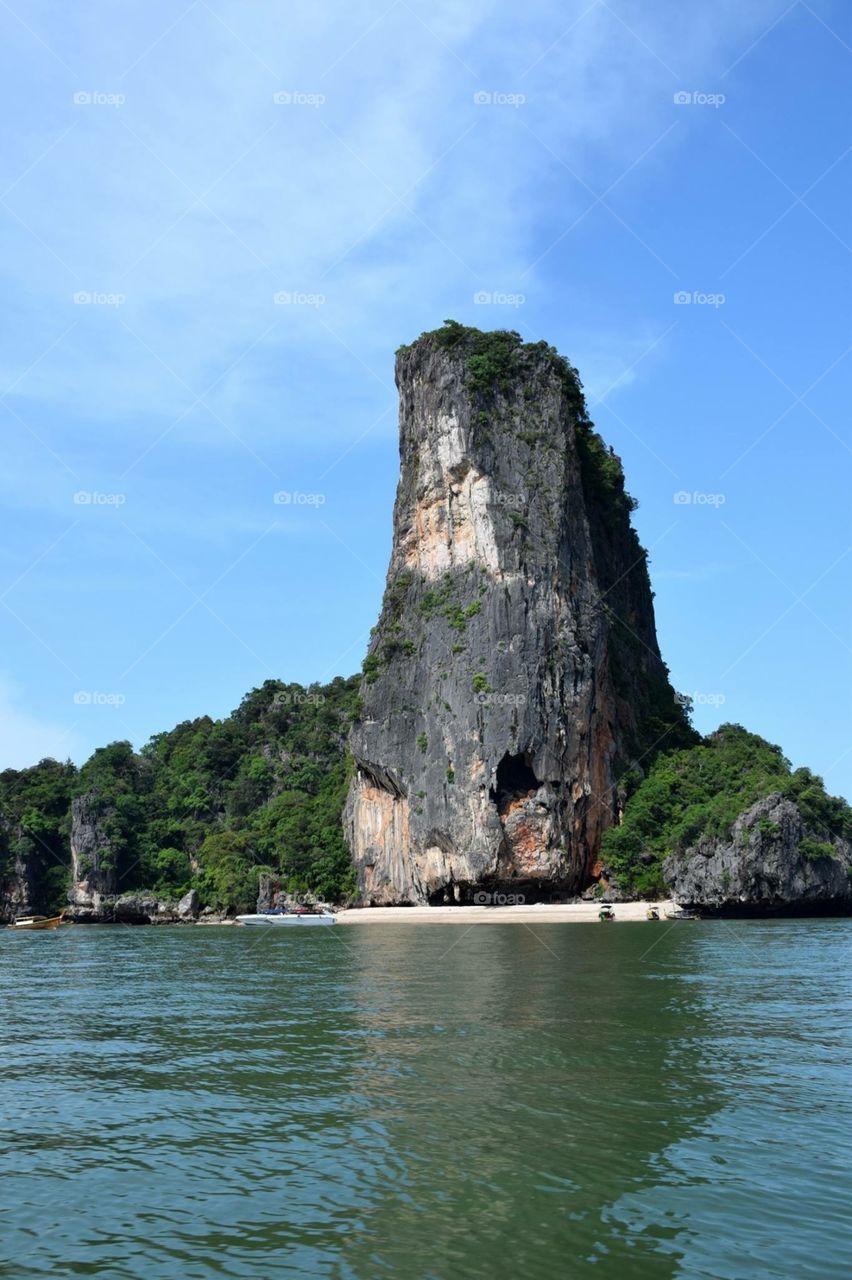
664, 793, 852, 913
599, 721, 852, 913
345, 323, 692, 904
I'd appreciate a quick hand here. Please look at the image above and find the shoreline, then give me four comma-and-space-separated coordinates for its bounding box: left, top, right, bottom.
3, 900, 678, 929
335, 900, 677, 925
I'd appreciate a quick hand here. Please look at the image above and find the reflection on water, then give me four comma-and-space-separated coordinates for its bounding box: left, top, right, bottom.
609, 921, 852, 1279
1, 919, 849, 1278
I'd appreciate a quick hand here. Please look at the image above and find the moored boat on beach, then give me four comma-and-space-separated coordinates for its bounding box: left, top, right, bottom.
235, 910, 336, 927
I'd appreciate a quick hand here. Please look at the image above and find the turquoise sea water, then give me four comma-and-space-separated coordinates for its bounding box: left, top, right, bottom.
2, 919, 850, 1278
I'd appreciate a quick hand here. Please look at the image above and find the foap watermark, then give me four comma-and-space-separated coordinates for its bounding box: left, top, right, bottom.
273, 291, 325, 307
273, 490, 326, 506
473, 90, 525, 107
74, 691, 126, 707
273, 90, 325, 107
73, 490, 126, 506
473, 290, 526, 307
673, 490, 726, 507
673, 90, 725, 108
673, 290, 725, 308
73, 90, 125, 107
73, 291, 125, 307
676, 690, 726, 709
473, 890, 526, 905
475, 691, 527, 707
492, 490, 525, 508
272, 690, 326, 707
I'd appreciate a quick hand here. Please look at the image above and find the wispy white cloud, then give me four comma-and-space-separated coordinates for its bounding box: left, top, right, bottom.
0, 0, 781, 440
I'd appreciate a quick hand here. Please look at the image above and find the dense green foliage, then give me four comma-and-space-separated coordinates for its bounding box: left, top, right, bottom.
0, 758, 76, 914
603, 724, 852, 896
0, 676, 360, 914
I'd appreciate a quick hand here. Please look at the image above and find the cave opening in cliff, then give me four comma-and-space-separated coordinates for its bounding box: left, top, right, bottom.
357, 761, 405, 800
491, 751, 541, 813
428, 877, 578, 906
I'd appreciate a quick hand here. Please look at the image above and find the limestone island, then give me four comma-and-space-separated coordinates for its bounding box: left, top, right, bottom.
2, 323, 850, 925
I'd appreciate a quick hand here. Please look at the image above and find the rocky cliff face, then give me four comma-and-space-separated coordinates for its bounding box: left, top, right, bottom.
664, 793, 852, 913
345, 324, 688, 904
65, 791, 198, 923
66, 791, 118, 919
0, 847, 34, 921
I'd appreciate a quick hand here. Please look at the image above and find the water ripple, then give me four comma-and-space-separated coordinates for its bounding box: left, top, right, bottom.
2, 920, 850, 1277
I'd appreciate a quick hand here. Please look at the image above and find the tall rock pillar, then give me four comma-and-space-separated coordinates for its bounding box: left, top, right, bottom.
345, 324, 688, 903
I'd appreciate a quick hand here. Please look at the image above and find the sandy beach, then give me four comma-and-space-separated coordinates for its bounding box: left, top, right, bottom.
336, 900, 677, 925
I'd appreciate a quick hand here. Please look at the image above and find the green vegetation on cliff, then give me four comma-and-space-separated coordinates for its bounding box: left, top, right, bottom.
404, 320, 638, 520
0, 759, 76, 914
0, 676, 359, 914
136, 675, 358, 906
603, 724, 852, 896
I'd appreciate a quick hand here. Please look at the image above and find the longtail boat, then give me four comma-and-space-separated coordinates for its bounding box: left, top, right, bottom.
12, 914, 65, 931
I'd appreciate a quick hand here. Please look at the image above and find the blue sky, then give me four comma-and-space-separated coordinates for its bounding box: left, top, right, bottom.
1, 0, 850, 799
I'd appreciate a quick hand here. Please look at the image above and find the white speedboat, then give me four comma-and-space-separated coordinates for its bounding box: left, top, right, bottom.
235, 911, 336, 927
